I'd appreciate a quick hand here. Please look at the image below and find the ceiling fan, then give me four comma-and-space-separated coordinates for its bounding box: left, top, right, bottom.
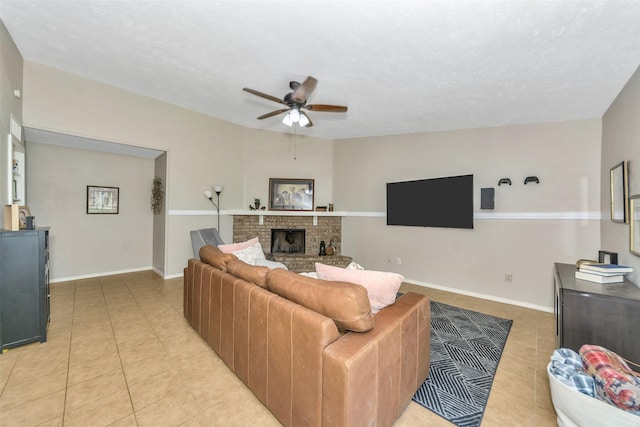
243, 76, 348, 128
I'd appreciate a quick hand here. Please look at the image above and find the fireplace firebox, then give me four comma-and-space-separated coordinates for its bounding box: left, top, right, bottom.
271, 229, 305, 254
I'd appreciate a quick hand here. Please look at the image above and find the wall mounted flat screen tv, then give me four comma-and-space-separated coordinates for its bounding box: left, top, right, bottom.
386, 174, 474, 229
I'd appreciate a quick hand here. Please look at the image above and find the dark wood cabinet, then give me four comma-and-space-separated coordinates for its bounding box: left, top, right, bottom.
554, 262, 640, 364
0, 228, 50, 350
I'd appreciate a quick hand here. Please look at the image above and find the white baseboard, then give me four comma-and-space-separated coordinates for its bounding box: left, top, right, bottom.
50, 266, 154, 283
404, 278, 554, 313
163, 272, 184, 280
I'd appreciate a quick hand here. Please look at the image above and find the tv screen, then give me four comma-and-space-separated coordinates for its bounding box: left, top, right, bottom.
386, 174, 474, 229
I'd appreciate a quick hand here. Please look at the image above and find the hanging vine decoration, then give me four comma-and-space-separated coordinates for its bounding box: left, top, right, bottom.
151, 176, 164, 214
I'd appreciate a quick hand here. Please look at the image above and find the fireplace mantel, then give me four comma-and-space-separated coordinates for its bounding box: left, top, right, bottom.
227, 209, 347, 216
227, 209, 382, 226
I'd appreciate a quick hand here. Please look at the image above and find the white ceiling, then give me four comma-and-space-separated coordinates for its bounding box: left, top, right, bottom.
2, 0, 640, 141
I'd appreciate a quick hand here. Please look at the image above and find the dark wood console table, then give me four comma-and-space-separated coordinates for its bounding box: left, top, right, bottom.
554, 262, 640, 364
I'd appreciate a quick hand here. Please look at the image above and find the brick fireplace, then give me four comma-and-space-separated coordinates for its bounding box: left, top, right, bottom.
232, 215, 352, 272
233, 215, 341, 255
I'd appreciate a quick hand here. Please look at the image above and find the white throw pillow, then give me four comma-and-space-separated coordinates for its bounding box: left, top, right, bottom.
345, 261, 365, 270
299, 271, 319, 279
254, 258, 288, 270
232, 242, 266, 265
315, 262, 404, 314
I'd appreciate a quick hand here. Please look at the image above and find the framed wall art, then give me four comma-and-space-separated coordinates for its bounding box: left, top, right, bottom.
87, 185, 119, 214
610, 160, 629, 223
630, 194, 640, 256
18, 205, 31, 229
268, 178, 314, 211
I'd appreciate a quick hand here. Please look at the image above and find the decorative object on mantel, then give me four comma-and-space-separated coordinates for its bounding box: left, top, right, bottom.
610, 160, 629, 224
269, 178, 314, 211
328, 203, 334, 212
630, 194, 640, 256
498, 178, 511, 186
524, 176, 540, 184
204, 185, 223, 231
318, 240, 326, 256
150, 176, 164, 214
316, 206, 327, 212
254, 198, 261, 210
87, 186, 119, 214
325, 239, 335, 256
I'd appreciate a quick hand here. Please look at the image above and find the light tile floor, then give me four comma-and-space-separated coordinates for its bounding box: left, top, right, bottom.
0, 272, 558, 426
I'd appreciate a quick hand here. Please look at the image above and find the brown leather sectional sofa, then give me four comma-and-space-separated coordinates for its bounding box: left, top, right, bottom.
183, 245, 430, 426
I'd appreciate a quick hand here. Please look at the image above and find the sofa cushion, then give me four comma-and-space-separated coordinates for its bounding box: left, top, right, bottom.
315, 263, 404, 314
267, 269, 374, 332
226, 259, 269, 288
199, 244, 237, 271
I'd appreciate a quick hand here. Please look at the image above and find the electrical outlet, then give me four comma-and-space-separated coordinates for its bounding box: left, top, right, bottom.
504, 273, 513, 282
396, 257, 402, 265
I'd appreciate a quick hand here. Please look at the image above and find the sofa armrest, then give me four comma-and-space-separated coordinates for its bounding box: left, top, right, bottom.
322, 292, 430, 427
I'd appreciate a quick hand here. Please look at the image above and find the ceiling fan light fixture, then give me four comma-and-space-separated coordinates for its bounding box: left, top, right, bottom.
282, 113, 293, 127
289, 107, 300, 123
244, 77, 347, 130
298, 113, 310, 127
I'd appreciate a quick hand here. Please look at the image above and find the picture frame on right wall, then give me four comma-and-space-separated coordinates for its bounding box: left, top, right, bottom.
630, 194, 640, 256
610, 160, 629, 223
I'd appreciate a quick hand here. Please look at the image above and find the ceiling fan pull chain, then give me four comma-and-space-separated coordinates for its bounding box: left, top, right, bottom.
293, 125, 297, 160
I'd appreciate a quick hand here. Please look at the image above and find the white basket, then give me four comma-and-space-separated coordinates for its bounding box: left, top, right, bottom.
547, 362, 639, 427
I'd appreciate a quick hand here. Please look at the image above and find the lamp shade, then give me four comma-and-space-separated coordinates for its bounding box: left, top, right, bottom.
282, 113, 293, 127
298, 113, 310, 127
213, 185, 223, 194
290, 107, 300, 123
204, 190, 213, 199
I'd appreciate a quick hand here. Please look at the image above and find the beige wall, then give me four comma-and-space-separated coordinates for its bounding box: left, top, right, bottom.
0, 21, 23, 216
601, 65, 640, 283
242, 129, 334, 208
335, 120, 603, 310
21, 61, 333, 279
27, 142, 154, 279
153, 152, 167, 275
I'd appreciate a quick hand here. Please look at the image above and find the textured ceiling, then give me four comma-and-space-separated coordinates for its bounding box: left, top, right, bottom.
2, 0, 640, 140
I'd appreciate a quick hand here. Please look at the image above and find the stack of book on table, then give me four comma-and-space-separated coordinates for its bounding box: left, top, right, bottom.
575, 263, 633, 283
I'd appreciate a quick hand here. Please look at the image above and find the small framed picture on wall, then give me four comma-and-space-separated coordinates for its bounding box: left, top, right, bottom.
87, 185, 119, 214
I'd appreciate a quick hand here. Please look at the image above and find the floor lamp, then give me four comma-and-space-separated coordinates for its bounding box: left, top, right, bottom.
204, 185, 223, 231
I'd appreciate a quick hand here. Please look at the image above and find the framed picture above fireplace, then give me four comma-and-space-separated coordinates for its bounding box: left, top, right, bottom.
269, 178, 314, 211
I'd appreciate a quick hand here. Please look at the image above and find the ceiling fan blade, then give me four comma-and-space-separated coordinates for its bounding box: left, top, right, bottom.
304, 104, 348, 112
256, 108, 289, 120
291, 76, 318, 103
243, 87, 287, 105
301, 111, 313, 128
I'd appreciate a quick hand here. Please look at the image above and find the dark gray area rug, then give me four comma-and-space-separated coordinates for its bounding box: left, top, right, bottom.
412, 301, 513, 427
